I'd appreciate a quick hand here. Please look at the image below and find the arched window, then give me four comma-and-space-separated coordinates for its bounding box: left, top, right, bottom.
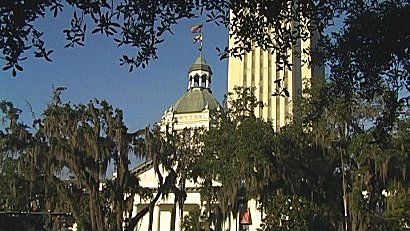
201, 74, 208, 87
193, 74, 200, 87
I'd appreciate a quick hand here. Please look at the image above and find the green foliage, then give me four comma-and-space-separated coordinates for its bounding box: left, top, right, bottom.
181, 206, 208, 231
257, 71, 408, 231
3, 0, 408, 103
324, 0, 409, 101
0, 97, 182, 231
0, 214, 48, 231
0, 100, 65, 229
225, 86, 264, 119
261, 120, 340, 230
1, 82, 409, 231
346, 117, 410, 231
1, 0, 211, 76
2, 0, 410, 219
297, 74, 410, 231
385, 181, 410, 230
259, 193, 333, 231
32, 98, 137, 230
0, 101, 41, 212
187, 87, 275, 228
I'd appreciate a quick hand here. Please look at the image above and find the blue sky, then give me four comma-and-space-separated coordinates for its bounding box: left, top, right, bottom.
0, 9, 228, 132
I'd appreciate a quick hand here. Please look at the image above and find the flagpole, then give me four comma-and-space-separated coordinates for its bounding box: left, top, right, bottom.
200, 24, 203, 55
191, 23, 205, 54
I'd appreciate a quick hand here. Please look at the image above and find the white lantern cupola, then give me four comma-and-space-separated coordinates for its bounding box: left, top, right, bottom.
187, 54, 213, 91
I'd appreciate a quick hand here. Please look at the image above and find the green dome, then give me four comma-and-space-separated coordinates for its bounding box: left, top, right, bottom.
188, 55, 213, 74
173, 88, 221, 114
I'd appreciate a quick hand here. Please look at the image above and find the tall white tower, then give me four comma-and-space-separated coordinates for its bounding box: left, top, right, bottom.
228, 28, 324, 131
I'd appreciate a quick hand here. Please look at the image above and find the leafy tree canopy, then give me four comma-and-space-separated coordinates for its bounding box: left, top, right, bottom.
2, 0, 408, 103
0, 94, 190, 231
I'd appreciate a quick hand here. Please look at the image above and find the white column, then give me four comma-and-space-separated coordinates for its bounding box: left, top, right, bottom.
191, 78, 194, 88
230, 211, 235, 231
153, 205, 161, 231
175, 204, 181, 231
205, 76, 209, 88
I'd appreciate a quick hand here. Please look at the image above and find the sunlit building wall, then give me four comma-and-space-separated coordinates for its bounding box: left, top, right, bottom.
228, 22, 324, 131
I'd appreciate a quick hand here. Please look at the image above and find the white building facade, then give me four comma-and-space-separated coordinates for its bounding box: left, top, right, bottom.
227, 17, 324, 131
132, 56, 224, 231
132, 55, 265, 231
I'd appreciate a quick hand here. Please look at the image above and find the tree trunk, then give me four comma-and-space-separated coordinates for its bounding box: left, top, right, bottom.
148, 203, 155, 231
126, 172, 177, 231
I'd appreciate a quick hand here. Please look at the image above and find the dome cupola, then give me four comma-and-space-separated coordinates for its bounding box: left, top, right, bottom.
173, 88, 220, 113
187, 55, 213, 90
172, 55, 220, 114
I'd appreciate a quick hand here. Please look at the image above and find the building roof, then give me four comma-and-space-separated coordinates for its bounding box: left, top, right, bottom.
188, 55, 213, 74
132, 159, 153, 175
173, 88, 221, 114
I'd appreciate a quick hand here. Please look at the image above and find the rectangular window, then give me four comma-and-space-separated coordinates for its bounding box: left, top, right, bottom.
276, 69, 280, 129
284, 67, 290, 121
251, 48, 255, 87
267, 49, 272, 120
259, 49, 264, 117
243, 53, 248, 87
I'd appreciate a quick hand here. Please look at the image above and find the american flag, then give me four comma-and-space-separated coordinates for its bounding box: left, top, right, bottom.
193, 34, 203, 43
191, 24, 202, 33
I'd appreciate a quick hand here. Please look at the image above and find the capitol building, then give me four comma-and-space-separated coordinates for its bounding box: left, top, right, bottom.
131, 18, 321, 229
